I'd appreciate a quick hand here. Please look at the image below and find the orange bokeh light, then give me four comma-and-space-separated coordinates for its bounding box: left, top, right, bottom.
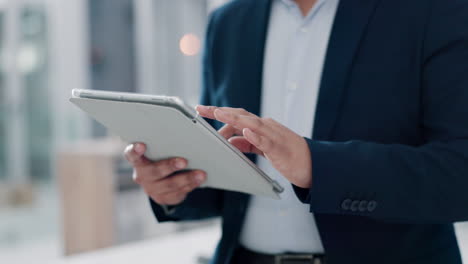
179, 33, 201, 56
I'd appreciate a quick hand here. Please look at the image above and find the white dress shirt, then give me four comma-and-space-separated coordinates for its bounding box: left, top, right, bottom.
239, 0, 340, 254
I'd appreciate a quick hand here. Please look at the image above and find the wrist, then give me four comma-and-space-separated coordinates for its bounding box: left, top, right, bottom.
291, 137, 313, 188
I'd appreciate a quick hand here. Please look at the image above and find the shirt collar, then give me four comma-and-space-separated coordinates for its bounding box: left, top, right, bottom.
278, 0, 328, 19
279, 0, 296, 8
279, 0, 327, 10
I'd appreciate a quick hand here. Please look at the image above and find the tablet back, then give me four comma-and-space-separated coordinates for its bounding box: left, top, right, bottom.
70, 97, 281, 199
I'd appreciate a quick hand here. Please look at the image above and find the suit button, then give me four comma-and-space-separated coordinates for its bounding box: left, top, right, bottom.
358, 200, 368, 212
341, 199, 352, 211
350, 200, 359, 212
367, 201, 378, 212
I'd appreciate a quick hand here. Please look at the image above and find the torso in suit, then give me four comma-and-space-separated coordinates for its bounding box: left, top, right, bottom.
150, 0, 468, 263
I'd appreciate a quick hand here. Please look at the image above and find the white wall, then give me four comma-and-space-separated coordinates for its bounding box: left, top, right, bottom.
133, 0, 207, 106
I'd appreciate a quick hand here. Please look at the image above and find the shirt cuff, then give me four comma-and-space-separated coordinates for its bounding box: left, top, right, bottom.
292, 184, 311, 203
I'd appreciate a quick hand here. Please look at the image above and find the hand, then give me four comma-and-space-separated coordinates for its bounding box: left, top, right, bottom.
196, 105, 312, 188
124, 143, 207, 205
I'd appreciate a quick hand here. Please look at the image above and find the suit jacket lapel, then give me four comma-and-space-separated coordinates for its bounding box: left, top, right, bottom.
224, 0, 272, 250
313, 0, 382, 140
223, 0, 272, 176
228, 0, 272, 117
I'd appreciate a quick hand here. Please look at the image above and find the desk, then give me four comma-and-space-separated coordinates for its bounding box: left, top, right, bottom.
57, 225, 221, 264
2, 222, 468, 263
58, 222, 468, 264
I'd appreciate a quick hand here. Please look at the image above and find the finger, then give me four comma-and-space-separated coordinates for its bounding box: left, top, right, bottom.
214, 109, 275, 138
133, 157, 188, 184
153, 170, 206, 195
228, 136, 263, 156
218, 107, 255, 116
150, 157, 188, 181
124, 143, 150, 167
219, 124, 241, 139
196, 105, 254, 120
196, 105, 218, 119
243, 128, 274, 153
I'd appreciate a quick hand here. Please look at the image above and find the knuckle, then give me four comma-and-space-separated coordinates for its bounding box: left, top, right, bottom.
254, 118, 264, 128
166, 180, 178, 190
257, 135, 267, 148
154, 167, 169, 179
189, 172, 200, 183
263, 117, 275, 124
190, 181, 201, 189
162, 193, 179, 205
175, 176, 189, 188
182, 185, 193, 193
170, 157, 187, 171
256, 135, 264, 146
170, 158, 184, 169
159, 198, 169, 205
264, 138, 274, 150
178, 179, 190, 189
174, 193, 187, 203
153, 161, 174, 178
237, 108, 248, 114
152, 195, 165, 205
162, 194, 178, 205
168, 175, 188, 190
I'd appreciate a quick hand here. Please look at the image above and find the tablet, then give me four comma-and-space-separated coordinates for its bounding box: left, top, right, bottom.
70, 89, 284, 199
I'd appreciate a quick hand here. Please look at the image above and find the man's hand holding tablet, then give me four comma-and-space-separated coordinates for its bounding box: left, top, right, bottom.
125, 143, 207, 206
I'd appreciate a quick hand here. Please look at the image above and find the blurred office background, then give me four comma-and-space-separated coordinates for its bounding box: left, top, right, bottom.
1, 0, 468, 263
0, 0, 227, 263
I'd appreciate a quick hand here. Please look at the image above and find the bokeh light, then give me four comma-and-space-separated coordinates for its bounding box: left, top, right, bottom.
179, 33, 201, 56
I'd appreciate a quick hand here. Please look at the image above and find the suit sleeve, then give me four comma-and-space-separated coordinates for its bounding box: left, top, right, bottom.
149, 11, 224, 223
296, 0, 468, 223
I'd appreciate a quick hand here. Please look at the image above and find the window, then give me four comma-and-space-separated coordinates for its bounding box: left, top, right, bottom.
20, 5, 51, 181
0, 11, 5, 180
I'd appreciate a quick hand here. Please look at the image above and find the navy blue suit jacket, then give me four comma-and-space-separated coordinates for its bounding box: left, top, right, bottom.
150, 0, 468, 263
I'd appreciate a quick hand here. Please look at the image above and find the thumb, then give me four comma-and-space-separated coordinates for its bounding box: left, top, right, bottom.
124, 143, 151, 167
228, 136, 264, 156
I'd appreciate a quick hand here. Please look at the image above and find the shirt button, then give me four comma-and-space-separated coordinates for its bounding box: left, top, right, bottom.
279, 209, 286, 217
288, 81, 297, 91
300, 27, 308, 33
